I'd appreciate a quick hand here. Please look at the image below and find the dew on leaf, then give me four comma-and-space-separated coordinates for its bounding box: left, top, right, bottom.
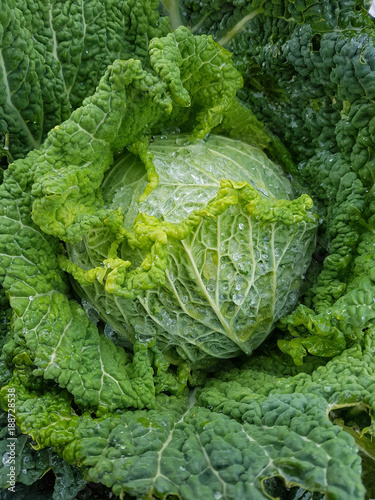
233, 294, 243, 305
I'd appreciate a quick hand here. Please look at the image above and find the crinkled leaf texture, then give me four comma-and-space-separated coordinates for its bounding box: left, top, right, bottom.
0, 408, 87, 499
0, 2, 374, 499
3, 328, 375, 499
67, 134, 317, 368
0, 0, 169, 161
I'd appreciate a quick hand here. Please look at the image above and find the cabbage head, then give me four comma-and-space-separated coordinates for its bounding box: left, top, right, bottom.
67, 134, 317, 368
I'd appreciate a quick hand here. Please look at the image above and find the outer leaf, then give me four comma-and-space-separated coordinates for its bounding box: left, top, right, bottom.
0, 0, 47, 159
4, 328, 375, 499
278, 231, 375, 363
0, 407, 86, 499
0, 0, 170, 160
18, 0, 169, 111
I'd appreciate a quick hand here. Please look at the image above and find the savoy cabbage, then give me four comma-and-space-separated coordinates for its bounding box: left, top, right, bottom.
65, 134, 317, 368
0, 0, 375, 499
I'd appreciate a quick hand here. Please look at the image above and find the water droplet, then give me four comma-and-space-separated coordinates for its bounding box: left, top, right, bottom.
233, 252, 242, 261
28, 296, 33, 301
104, 324, 115, 339
238, 223, 245, 230
232, 294, 243, 305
